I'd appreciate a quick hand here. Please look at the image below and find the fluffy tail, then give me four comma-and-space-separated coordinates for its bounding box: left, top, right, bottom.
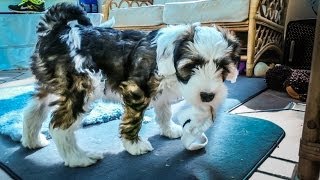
37, 3, 92, 37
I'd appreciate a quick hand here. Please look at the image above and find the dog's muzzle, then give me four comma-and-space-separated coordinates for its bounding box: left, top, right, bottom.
200, 92, 215, 102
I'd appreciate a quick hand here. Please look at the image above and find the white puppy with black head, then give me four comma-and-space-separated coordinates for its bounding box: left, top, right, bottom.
152, 23, 240, 150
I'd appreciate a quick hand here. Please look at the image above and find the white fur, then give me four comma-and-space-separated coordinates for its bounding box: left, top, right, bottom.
59, 25, 88, 73
153, 103, 182, 139
61, 26, 87, 73
84, 70, 122, 109
62, 26, 82, 51
194, 26, 230, 61
154, 25, 192, 76
21, 94, 58, 149
121, 138, 154, 155
178, 60, 228, 108
73, 55, 88, 72
151, 75, 183, 139
225, 63, 239, 83
87, 70, 106, 98
99, 17, 115, 28
49, 119, 103, 167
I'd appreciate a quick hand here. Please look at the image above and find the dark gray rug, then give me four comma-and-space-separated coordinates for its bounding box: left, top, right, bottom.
0, 76, 283, 180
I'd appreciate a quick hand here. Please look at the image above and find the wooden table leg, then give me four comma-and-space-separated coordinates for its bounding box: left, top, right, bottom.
293, 5, 320, 180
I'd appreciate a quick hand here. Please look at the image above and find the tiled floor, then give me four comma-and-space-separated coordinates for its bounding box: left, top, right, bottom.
231, 91, 305, 180
0, 69, 305, 180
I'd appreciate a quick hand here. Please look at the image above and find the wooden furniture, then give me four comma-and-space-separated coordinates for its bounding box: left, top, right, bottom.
102, 0, 288, 76
292, 5, 320, 180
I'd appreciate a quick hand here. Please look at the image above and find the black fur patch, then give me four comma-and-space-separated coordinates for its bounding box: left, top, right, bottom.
32, 3, 159, 130
173, 25, 207, 84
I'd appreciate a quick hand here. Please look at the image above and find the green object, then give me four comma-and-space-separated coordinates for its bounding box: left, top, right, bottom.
8, 0, 45, 13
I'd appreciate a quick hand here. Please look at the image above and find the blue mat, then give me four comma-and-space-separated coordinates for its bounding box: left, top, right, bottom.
0, 76, 284, 180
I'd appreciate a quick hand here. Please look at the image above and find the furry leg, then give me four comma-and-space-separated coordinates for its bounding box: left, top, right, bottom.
49, 99, 103, 167
119, 81, 153, 155
154, 103, 182, 139
21, 92, 53, 149
120, 105, 154, 155
50, 122, 103, 167
48, 74, 104, 167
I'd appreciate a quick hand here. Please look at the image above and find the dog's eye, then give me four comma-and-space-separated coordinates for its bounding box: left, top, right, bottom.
177, 63, 196, 83
176, 57, 205, 83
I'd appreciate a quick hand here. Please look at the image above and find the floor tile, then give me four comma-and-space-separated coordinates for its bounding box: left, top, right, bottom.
250, 172, 284, 180
258, 157, 296, 178
0, 170, 12, 180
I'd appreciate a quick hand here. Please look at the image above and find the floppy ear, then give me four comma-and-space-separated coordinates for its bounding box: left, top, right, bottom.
154, 23, 198, 76
215, 26, 241, 56
220, 59, 239, 83
215, 26, 240, 83
225, 63, 238, 83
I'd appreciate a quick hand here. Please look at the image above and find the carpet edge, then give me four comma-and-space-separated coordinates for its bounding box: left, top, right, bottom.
243, 129, 286, 180
227, 87, 268, 113
0, 162, 22, 180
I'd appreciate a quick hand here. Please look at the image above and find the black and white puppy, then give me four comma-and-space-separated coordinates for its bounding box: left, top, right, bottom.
21, 3, 240, 167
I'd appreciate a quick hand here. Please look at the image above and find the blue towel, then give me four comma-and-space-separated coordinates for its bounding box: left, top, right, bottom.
0, 85, 125, 141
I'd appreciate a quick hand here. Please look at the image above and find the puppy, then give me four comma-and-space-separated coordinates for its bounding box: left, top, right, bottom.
21, 3, 240, 167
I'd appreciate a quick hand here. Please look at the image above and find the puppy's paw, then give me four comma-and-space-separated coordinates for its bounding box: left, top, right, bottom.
160, 123, 183, 139
21, 133, 49, 149
122, 138, 153, 155
64, 151, 104, 168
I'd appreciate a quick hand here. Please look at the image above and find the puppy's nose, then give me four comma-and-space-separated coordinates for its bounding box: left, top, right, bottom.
200, 92, 215, 102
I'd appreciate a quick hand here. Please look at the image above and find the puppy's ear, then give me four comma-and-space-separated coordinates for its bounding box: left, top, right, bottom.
215, 25, 240, 83
154, 24, 196, 76
219, 58, 239, 83
215, 25, 241, 60
224, 63, 238, 83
